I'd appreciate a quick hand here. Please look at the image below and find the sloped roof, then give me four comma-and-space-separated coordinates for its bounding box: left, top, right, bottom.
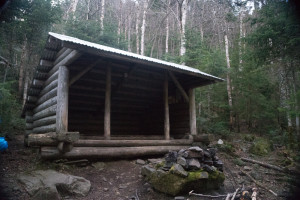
49, 32, 223, 82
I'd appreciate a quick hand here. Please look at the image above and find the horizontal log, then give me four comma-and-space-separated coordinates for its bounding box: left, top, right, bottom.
26, 123, 33, 130
28, 88, 41, 96
33, 96, 57, 114
54, 48, 73, 66
39, 79, 58, 97
28, 132, 57, 146
79, 135, 165, 140
27, 96, 38, 103
27, 138, 193, 147
55, 47, 68, 60
25, 115, 33, 123
41, 146, 190, 159
45, 70, 58, 86
28, 132, 79, 146
49, 50, 81, 77
32, 124, 56, 134
32, 79, 44, 89
34, 71, 48, 80
192, 134, 212, 143
75, 139, 192, 147
33, 104, 57, 121
33, 115, 56, 128
36, 88, 57, 106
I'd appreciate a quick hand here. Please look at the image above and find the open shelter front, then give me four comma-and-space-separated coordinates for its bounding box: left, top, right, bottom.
22, 32, 223, 159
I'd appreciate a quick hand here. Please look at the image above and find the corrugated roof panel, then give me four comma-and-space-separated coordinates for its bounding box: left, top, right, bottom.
49, 32, 223, 81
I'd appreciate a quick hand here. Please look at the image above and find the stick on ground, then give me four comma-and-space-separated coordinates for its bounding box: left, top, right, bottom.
240, 169, 277, 197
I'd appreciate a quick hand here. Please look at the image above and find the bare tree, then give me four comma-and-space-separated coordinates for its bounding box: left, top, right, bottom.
100, 0, 105, 35
224, 33, 233, 129
140, 0, 148, 56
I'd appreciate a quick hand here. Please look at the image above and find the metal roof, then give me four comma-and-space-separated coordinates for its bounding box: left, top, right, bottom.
49, 32, 223, 81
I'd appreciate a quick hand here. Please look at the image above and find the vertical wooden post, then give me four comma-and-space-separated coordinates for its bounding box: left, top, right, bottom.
56, 66, 69, 133
104, 66, 111, 140
189, 88, 197, 135
164, 71, 170, 140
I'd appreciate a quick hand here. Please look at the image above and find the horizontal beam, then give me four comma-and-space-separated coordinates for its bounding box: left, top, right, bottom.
41, 145, 190, 159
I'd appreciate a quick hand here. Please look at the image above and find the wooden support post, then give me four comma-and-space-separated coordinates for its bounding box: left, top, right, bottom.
164, 72, 170, 140
189, 88, 197, 135
104, 66, 111, 140
56, 66, 70, 152
56, 66, 69, 133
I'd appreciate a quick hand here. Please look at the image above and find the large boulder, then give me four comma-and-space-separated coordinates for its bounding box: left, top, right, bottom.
142, 164, 225, 196
18, 170, 91, 200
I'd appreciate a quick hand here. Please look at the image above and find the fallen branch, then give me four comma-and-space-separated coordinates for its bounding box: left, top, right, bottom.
225, 193, 231, 200
189, 190, 229, 198
231, 188, 239, 200
241, 157, 285, 172
240, 169, 277, 197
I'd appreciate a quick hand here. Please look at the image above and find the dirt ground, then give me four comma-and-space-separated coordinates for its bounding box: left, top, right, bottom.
0, 134, 298, 200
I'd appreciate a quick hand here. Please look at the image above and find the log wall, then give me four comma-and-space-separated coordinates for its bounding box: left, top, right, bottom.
67, 55, 190, 138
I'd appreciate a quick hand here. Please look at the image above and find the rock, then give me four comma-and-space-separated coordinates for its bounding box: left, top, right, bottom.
104, 188, 109, 192
171, 164, 188, 177
203, 164, 215, 173
18, 170, 91, 200
119, 184, 127, 189
141, 165, 156, 177
187, 159, 201, 170
244, 166, 252, 171
157, 169, 167, 177
177, 157, 187, 168
165, 151, 178, 167
204, 150, 211, 158
217, 139, 224, 145
174, 196, 185, 200
92, 162, 106, 170
144, 168, 224, 196
136, 159, 146, 165
189, 146, 203, 152
187, 150, 204, 158
148, 158, 164, 165
208, 148, 217, 157
204, 158, 213, 166
214, 160, 224, 171
178, 149, 186, 156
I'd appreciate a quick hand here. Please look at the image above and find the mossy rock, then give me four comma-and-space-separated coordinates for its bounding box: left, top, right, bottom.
249, 139, 271, 156
145, 167, 225, 196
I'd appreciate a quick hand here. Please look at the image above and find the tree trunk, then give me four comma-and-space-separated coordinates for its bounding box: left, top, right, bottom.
100, 0, 105, 35
18, 41, 27, 97
127, 13, 132, 52
22, 70, 29, 107
117, 0, 122, 45
239, 8, 244, 71
224, 34, 233, 129
66, 0, 78, 20
135, 2, 140, 54
179, 0, 188, 64
200, 1, 204, 41
140, 0, 148, 56
165, 0, 170, 54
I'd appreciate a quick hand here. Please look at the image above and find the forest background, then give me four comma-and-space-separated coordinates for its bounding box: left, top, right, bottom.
0, 0, 299, 151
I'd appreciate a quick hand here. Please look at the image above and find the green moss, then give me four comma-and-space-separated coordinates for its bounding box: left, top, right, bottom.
250, 139, 271, 156
155, 161, 165, 169
187, 170, 208, 181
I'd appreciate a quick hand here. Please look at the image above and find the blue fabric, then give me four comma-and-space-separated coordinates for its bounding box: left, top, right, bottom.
0, 137, 8, 152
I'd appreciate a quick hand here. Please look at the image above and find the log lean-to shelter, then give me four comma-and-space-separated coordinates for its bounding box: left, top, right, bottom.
22, 32, 223, 160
